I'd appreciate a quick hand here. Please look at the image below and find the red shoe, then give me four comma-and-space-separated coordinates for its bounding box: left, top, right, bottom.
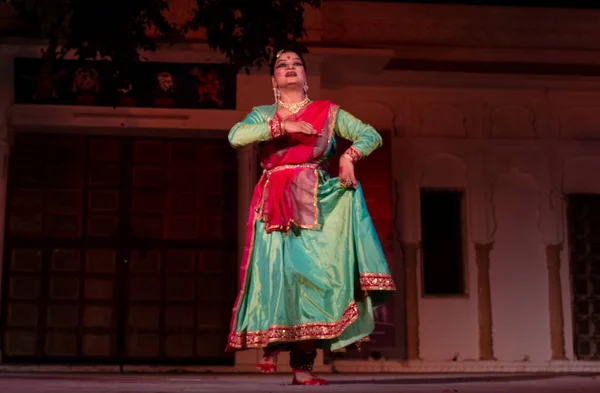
292, 376, 328, 385
256, 352, 279, 373
256, 362, 276, 373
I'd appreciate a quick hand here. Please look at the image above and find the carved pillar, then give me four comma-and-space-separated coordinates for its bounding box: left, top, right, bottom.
0, 138, 9, 281
475, 242, 494, 360
0, 55, 11, 364
0, 137, 9, 365
546, 243, 567, 360
403, 242, 420, 360
0, 138, 8, 237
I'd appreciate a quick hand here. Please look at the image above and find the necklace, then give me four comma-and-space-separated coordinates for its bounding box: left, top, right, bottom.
278, 96, 310, 114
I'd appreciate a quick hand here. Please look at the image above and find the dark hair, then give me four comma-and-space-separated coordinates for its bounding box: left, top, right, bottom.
269, 47, 307, 75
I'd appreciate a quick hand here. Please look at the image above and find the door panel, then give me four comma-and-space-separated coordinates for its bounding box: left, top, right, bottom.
568, 194, 600, 360
1, 133, 237, 364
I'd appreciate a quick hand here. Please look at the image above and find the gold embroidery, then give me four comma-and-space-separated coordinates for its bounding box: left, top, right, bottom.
228, 300, 359, 349
343, 146, 361, 163
360, 273, 396, 291
265, 163, 321, 174
311, 167, 319, 218
328, 105, 340, 146
269, 115, 284, 138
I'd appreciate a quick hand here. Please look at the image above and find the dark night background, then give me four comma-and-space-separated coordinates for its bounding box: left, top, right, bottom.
359, 0, 600, 8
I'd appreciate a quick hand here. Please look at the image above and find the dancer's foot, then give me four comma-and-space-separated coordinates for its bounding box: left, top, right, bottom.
256, 351, 279, 373
292, 370, 328, 385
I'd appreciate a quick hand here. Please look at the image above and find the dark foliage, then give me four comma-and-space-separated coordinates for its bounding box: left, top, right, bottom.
8, 0, 320, 72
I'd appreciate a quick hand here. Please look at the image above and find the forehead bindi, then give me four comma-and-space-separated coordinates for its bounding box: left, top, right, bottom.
276, 55, 302, 66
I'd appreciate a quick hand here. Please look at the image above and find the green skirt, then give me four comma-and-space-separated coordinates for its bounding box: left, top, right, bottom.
227, 175, 395, 351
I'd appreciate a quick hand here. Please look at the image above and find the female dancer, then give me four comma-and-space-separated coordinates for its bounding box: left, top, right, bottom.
226, 48, 396, 386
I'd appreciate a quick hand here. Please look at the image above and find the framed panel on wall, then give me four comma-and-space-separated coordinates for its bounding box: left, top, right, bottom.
13, 58, 237, 110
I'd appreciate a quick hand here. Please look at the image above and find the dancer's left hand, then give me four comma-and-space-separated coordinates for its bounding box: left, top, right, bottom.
339, 155, 357, 189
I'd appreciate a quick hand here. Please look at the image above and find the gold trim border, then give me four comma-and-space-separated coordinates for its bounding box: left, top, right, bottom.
228, 300, 359, 349
360, 273, 396, 291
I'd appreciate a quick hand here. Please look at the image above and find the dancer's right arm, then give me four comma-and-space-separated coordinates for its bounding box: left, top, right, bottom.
228, 107, 284, 148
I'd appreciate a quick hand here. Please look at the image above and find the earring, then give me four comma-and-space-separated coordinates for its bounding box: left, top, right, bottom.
273, 87, 280, 104
303, 82, 309, 94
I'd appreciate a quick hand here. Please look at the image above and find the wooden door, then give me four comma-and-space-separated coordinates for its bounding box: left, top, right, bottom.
1, 133, 237, 364
568, 194, 600, 360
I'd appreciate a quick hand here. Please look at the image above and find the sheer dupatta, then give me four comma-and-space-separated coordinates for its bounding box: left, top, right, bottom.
254, 100, 339, 233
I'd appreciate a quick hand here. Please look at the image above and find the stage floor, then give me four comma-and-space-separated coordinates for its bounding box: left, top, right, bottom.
1, 372, 599, 393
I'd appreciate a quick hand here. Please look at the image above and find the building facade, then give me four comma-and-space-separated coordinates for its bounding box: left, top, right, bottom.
1, 1, 600, 372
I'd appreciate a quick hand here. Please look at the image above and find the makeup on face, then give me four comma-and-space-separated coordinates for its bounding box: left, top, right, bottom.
274, 53, 304, 75
271, 51, 307, 91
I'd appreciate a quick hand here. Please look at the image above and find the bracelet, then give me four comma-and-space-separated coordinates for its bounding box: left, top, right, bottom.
269, 115, 285, 138
281, 118, 286, 134
342, 146, 361, 163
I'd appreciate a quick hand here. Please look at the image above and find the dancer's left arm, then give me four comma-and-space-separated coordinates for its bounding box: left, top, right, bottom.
334, 109, 383, 187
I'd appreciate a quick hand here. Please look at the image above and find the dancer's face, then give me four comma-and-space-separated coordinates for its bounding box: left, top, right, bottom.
271, 51, 306, 90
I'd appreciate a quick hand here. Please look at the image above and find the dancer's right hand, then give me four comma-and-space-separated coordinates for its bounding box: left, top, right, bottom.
284, 120, 318, 136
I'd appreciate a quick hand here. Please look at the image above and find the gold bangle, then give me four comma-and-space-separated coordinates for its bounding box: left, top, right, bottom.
281, 118, 286, 134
